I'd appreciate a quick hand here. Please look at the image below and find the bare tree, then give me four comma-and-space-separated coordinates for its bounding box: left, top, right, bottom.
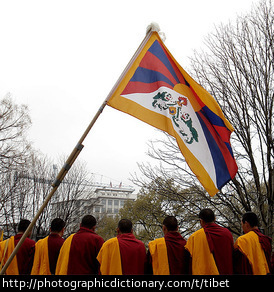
50, 158, 96, 236
0, 151, 53, 238
0, 164, 22, 236
0, 94, 97, 239
0, 93, 33, 236
0, 151, 96, 239
132, 0, 273, 240
21, 153, 55, 239
0, 93, 32, 172
190, 0, 273, 237
131, 148, 243, 239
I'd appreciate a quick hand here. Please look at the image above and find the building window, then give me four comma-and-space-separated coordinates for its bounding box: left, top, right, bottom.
107, 200, 112, 213
113, 199, 119, 214
101, 199, 106, 213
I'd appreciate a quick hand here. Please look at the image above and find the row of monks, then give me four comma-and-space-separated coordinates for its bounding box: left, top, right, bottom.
0, 209, 273, 275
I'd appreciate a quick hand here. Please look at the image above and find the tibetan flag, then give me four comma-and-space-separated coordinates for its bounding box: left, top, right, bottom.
107, 31, 238, 196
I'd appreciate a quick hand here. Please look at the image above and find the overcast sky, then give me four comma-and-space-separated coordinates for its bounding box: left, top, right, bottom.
0, 0, 259, 188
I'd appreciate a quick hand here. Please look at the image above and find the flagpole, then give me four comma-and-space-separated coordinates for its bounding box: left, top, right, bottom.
0, 24, 159, 275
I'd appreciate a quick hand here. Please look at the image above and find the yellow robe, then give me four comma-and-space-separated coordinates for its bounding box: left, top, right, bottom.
185, 228, 219, 275
148, 237, 170, 275
31, 236, 51, 275
234, 231, 270, 275
0, 236, 19, 275
97, 237, 122, 275
55, 234, 74, 275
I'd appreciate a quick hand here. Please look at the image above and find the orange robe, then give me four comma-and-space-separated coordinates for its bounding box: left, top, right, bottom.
55, 234, 74, 275
234, 230, 271, 275
31, 234, 64, 275
31, 236, 50, 275
0, 235, 35, 275
185, 224, 234, 275
185, 228, 219, 275
0, 236, 19, 275
97, 233, 146, 275
148, 238, 170, 275
56, 227, 104, 275
148, 232, 188, 275
97, 237, 123, 275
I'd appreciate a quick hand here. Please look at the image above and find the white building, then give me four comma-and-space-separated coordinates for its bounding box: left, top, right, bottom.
92, 184, 136, 219
50, 182, 136, 233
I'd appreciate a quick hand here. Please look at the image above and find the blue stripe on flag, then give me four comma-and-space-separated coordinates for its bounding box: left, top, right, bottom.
225, 142, 234, 158
130, 67, 175, 87
201, 106, 227, 128
148, 41, 180, 84
197, 113, 231, 189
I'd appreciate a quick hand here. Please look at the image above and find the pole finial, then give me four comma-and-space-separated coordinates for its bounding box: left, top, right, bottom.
146, 22, 161, 34
146, 22, 166, 42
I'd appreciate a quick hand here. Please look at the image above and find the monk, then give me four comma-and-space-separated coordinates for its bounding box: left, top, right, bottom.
185, 208, 234, 275
31, 218, 65, 275
147, 216, 188, 275
0, 219, 35, 275
97, 219, 146, 275
55, 215, 104, 275
234, 212, 272, 275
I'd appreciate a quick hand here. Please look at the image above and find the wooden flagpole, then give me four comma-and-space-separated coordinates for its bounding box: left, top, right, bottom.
0, 24, 158, 275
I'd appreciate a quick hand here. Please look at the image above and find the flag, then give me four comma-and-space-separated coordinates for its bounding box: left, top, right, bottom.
107, 31, 238, 196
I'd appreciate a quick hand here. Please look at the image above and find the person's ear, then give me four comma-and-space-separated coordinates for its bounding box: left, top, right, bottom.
162, 225, 168, 234
200, 219, 205, 227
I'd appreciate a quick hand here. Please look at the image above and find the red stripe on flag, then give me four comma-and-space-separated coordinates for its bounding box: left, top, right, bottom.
197, 111, 238, 178
157, 42, 188, 85
122, 81, 173, 95
140, 51, 179, 86
214, 125, 231, 144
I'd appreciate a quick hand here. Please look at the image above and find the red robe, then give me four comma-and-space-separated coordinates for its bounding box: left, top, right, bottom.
117, 233, 147, 274
147, 232, 188, 275
200, 223, 234, 274
164, 232, 188, 274
47, 233, 65, 274
14, 234, 36, 274
234, 229, 272, 274
67, 227, 104, 274
253, 229, 272, 270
